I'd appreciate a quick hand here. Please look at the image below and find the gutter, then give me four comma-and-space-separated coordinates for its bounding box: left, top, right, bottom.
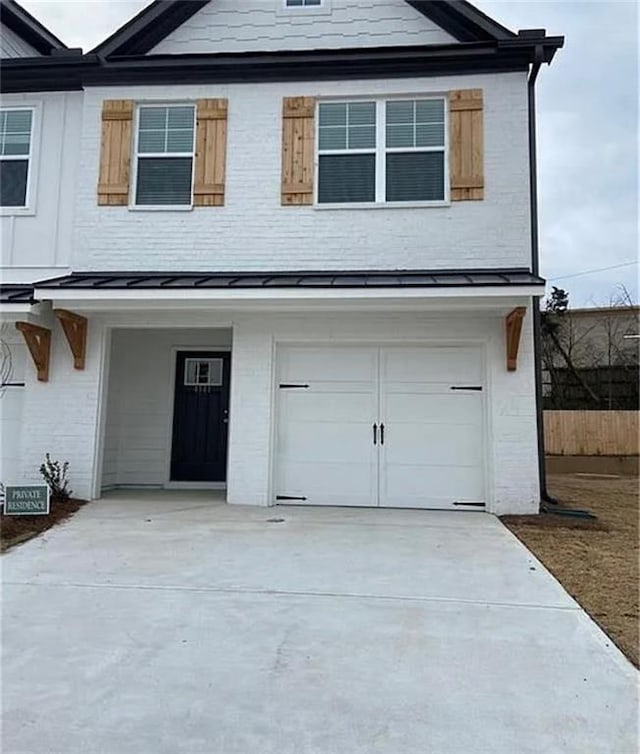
528, 44, 561, 508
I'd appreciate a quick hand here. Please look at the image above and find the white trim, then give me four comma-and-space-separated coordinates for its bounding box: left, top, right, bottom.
130, 103, 196, 210
315, 96, 448, 206
91, 325, 111, 500
37, 285, 544, 305
0, 104, 40, 216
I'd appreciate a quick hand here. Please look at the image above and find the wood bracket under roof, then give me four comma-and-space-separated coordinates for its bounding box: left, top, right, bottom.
505, 306, 527, 371
15, 322, 51, 382
54, 309, 87, 370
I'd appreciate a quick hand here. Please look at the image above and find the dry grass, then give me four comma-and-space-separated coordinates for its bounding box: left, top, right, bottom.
1, 498, 85, 552
503, 473, 639, 667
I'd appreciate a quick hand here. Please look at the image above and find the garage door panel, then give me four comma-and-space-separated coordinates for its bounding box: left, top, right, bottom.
381, 465, 484, 508
279, 387, 374, 423
278, 422, 373, 462
276, 460, 376, 506
278, 347, 377, 383
384, 391, 483, 425
384, 425, 484, 467
381, 346, 483, 384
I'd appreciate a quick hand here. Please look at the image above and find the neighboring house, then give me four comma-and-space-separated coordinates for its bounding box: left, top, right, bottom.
0, 0, 563, 514
543, 306, 640, 410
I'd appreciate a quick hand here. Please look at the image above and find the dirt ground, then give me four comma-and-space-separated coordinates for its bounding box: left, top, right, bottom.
503, 473, 639, 668
1, 498, 85, 552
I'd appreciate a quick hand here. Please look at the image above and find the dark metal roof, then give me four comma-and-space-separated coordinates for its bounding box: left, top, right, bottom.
1, 0, 67, 54
0, 283, 35, 304
35, 269, 544, 291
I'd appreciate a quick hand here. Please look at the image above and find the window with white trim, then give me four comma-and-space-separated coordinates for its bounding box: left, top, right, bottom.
317, 98, 446, 204
0, 108, 33, 208
134, 105, 195, 206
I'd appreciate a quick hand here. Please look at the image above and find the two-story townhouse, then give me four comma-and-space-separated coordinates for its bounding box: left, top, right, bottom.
0, 0, 563, 514
0, 0, 88, 484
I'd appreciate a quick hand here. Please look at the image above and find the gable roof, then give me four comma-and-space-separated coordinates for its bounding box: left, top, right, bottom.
93, 0, 517, 58
0, 0, 66, 55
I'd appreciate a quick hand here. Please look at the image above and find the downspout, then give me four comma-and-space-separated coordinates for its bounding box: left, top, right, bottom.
528, 46, 559, 506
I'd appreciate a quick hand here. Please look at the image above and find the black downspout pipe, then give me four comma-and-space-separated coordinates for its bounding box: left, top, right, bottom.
528, 47, 560, 507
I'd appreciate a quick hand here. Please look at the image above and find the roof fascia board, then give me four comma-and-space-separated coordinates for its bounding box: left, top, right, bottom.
1, 0, 67, 54
405, 0, 514, 42
91, 0, 208, 58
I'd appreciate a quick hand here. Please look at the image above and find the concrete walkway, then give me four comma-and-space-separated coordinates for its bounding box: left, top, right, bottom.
2, 491, 638, 754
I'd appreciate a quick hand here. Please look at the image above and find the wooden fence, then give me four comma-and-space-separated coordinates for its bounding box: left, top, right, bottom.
544, 410, 639, 456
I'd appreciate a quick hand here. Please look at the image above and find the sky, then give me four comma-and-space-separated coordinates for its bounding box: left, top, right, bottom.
20, 0, 640, 307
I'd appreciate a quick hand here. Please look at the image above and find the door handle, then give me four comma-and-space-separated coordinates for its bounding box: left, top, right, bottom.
373, 423, 377, 445
380, 423, 385, 445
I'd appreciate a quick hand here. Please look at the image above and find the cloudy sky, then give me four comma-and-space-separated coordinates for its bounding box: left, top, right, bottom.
20, 0, 640, 307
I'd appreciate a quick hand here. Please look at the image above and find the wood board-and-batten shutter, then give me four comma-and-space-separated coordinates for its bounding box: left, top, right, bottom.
281, 97, 315, 205
97, 100, 134, 206
194, 98, 228, 207
449, 89, 484, 201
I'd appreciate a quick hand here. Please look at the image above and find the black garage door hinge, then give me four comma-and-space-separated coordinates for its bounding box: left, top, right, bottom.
450, 386, 483, 391
276, 495, 308, 501
453, 501, 486, 507
279, 384, 309, 389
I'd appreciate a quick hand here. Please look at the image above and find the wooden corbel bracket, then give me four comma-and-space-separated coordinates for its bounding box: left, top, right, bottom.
54, 309, 88, 370
15, 322, 51, 382
505, 306, 527, 372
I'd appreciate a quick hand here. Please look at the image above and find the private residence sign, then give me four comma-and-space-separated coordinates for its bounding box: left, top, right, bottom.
4, 486, 50, 515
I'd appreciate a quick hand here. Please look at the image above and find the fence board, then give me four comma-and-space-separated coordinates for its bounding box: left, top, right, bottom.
544, 410, 639, 456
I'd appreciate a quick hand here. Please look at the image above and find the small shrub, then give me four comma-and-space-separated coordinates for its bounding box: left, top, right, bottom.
40, 454, 73, 502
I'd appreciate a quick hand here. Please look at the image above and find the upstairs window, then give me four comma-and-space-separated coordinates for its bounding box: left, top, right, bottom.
317, 98, 447, 205
134, 105, 195, 207
0, 109, 33, 208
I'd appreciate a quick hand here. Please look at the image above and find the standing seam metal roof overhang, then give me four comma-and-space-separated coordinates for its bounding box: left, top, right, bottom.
31, 269, 545, 292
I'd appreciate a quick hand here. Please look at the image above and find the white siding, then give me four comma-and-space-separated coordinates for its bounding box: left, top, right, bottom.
73, 72, 530, 273
227, 308, 539, 515
151, 0, 456, 55
0, 25, 39, 58
1, 91, 83, 284
103, 328, 232, 488
0, 332, 26, 485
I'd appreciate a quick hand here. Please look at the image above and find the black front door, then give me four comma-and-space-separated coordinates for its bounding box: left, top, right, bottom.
170, 351, 231, 482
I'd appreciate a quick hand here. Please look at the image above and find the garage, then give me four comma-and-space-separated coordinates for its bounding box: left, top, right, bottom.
274, 344, 485, 509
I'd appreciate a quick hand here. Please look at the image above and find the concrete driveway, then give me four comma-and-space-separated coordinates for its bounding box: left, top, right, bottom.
2, 492, 637, 754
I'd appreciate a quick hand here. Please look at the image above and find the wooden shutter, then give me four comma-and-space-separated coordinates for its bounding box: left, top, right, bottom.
281, 97, 315, 205
97, 100, 134, 206
449, 89, 484, 201
193, 99, 228, 207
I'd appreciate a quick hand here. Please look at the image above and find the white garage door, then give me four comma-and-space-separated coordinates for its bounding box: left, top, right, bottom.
275, 345, 485, 510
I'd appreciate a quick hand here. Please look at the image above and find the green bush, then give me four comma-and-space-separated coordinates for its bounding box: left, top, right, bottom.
39, 454, 73, 502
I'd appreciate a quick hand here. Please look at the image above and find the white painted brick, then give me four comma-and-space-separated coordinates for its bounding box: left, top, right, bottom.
72, 71, 530, 274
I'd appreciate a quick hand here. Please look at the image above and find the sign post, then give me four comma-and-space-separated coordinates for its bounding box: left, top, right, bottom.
4, 486, 50, 515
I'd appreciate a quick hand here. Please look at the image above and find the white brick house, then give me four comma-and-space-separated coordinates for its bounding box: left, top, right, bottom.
0, 0, 563, 514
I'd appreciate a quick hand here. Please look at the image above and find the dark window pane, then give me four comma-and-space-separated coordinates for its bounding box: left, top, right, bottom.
386, 152, 444, 202
318, 154, 375, 203
0, 160, 28, 206
136, 157, 192, 205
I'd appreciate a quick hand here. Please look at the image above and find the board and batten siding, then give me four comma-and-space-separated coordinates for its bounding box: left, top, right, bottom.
544, 411, 640, 456
1, 91, 83, 284
151, 0, 456, 55
73, 72, 530, 273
